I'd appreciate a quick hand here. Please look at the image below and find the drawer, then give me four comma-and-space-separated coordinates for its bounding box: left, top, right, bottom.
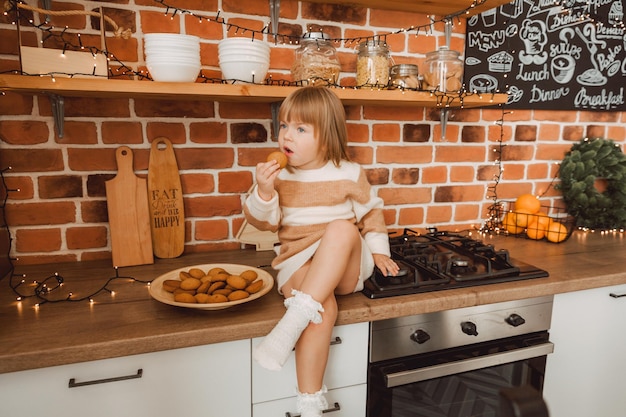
252, 322, 368, 403
253, 384, 366, 417
0, 340, 251, 417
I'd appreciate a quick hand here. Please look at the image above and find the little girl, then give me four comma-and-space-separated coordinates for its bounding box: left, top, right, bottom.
244, 86, 398, 417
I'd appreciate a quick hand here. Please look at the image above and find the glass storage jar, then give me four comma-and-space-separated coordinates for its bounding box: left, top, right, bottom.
291, 32, 341, 86
356, 40, 390, 86
422, 47, 464, 92
390, 64, 420, 89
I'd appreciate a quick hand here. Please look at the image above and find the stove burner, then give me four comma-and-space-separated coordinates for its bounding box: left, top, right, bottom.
362, 228, 549, 298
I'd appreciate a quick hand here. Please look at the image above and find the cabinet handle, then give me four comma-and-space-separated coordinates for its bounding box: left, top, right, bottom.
610, 292, 626, 298
68, 368, 143, 388
285, 402, 340, 417
330, 336, 342, 346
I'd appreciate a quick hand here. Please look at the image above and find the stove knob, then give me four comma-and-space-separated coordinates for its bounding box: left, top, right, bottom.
461, 321, 478, 336
410, 329, 431, 344
505, 313, 526, 327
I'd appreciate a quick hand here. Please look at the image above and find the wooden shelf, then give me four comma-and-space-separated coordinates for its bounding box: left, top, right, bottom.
0, 75, 507, 108
305, 0, 511, 17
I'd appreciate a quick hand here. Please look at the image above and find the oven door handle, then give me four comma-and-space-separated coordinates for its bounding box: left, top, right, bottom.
384, 342, 554, 388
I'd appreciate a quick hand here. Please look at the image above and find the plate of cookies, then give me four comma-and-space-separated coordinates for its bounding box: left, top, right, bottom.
149, 263, 274, 310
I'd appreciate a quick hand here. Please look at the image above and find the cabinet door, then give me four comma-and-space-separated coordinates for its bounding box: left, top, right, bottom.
543, 284, 626, 417
252, 322, 368, 403
253, 384, 366, 417
0, 340, 251, 417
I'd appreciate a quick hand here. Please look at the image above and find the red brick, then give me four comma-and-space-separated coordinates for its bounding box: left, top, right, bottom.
372, 124, 400, 142
46, 2, 87, 30
181, 173, 215, 194
377, 146, 433, 164
195, 219, 229, 241
0, 121, 49, 145
378, 187, 431, 205
434, 185, 484, 202
15, 228, 62, 252
436, 146, 485, 162
134, 100, 214, 118
347, 123, 369, 143
454, 204, 480, 222
366, 168, 389, 185
56, 122, 98, 144
450, 166, 475, 182
398, 207, 424, 225
140, 11, 180, 34
6, 202, 76, 226
422, 166, 447, 184
218, 171, 253, 193
3, 176, 34, 200
146, 123, 186, 144
176, 148, 235, 170
391, 168, 419, 185
39, 175, 83, 199
0, 92, 34, 116
66, 226, 108, 249
0, 149, 64, 173
190, 122, 228, 144
81, 200, 108, 223
426, 205, 452, 224
102, 122, 144, 144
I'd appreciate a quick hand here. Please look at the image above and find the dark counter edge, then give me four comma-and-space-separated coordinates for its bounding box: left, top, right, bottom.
1, 232, 625, 374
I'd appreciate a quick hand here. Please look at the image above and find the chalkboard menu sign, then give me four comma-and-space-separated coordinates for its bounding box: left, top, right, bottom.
464, 0, 625, 111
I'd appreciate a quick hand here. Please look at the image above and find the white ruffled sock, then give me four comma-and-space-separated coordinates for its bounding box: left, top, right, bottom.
296, 385, 328, 417
253, 290, 324, 371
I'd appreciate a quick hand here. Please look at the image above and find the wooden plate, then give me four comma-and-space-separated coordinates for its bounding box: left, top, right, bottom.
149, 263, 274, 310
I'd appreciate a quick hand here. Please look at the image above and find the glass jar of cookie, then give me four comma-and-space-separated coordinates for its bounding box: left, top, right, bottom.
291, 32, 341, 86
422, 47, 464, 92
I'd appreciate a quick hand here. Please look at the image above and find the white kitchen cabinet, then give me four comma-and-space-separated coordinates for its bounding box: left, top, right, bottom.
252, 322, 369, 416
543, 284, 626, 417
253, 384, 366, 417
0, 340, 251, 417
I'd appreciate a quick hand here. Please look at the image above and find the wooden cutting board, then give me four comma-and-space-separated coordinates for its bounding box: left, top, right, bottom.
147, 137, 185, 258
105, 146, 154, 267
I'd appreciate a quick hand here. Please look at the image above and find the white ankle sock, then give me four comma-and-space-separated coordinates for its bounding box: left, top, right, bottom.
253, 290, 324, 371
296, 385, 328, 417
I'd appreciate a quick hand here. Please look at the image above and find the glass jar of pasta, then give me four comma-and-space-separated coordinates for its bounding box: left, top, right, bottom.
422, 47, 464, 92
356, 40, 390, 87
291, 32, 341, 86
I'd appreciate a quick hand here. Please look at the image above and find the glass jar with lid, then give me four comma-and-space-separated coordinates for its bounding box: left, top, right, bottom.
291, 32, 341, 86
422, 47, 464, 92
390, 64, 420, 89
356, 39, 390, 87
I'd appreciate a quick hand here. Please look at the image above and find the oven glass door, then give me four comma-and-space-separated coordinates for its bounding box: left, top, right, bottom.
367, 332, 552, 417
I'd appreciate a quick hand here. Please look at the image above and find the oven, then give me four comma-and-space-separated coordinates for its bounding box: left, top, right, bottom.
366, 297, 553, 417
362, 229, 554, 417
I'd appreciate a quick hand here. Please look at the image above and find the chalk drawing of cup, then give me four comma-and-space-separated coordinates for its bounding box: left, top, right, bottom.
481, 8, 497, 27
551, 54, 575, 84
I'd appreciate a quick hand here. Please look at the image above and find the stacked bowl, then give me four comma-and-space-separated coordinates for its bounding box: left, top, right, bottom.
145, 33, 201, 82
218, 37, 270, 83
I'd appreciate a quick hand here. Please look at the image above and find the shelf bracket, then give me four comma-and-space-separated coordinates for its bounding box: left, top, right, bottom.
269, 0, 280, 37
42, 0, 52, 23
270, 101, 281, 140
49, 94, 65, 138
440, 108, 449, 140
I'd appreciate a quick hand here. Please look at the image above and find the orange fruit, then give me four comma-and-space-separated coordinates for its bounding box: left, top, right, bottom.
502, 212, 524, 234
514, 211, 532, 228
266, 151, 287, 168
514, 194, 541, 214
526, 214, 551, 240
545, 221, 568, 243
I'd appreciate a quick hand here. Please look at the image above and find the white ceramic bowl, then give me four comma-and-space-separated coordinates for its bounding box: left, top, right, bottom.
147, 62, 200, 82
219, 60, 269, 83
219, 37, 270, 49
145, 33, 200, 43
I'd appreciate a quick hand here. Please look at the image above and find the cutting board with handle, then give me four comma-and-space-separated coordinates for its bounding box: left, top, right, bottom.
147, 137, 185, 258
105, 146, 154, 267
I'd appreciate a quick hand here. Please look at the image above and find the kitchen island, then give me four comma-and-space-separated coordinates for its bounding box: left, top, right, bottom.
1, 231, 624, 374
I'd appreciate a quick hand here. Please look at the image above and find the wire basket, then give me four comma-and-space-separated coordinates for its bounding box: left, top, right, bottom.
494, 201, 576, 243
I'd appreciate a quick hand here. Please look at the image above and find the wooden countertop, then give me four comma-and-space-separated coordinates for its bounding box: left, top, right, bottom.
1, 231, 624, 374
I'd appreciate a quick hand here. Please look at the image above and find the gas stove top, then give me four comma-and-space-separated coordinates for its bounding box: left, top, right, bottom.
362, 228, 549, 299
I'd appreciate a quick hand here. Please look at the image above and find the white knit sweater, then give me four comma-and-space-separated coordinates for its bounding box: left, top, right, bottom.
244, 160, 390, 286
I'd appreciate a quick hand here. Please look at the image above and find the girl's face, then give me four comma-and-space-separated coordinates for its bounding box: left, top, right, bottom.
278, 120, 326, 170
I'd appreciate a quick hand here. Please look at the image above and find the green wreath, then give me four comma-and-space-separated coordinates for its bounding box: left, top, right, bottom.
557, 138, 626, 230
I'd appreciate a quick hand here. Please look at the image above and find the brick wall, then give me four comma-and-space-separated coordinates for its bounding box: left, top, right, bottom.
0, 0, 624, 265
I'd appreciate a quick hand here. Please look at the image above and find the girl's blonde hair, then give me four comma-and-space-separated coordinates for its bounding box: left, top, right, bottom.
278, 86, 350, 166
